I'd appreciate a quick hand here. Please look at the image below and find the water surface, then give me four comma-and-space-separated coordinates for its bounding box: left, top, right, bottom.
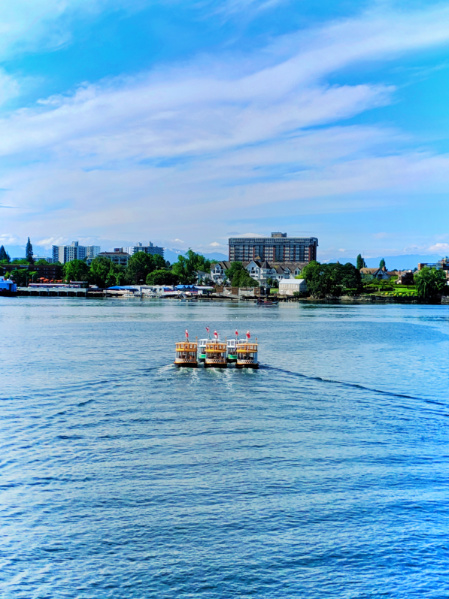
1, 298, 448, 598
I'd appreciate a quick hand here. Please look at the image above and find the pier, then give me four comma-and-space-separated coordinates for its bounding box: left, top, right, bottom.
17, 286, 88, 297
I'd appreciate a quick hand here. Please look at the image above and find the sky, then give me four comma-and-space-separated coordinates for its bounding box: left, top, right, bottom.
1, 0, 449, 261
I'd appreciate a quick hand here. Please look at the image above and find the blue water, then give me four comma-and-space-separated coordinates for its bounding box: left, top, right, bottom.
1, 298, 449, 598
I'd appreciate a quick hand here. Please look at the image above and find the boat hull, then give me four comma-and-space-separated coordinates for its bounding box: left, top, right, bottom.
0, 290, 17, 297
174, 361, 198, 367
204, 361, 227, 368
236, 362, 259, 369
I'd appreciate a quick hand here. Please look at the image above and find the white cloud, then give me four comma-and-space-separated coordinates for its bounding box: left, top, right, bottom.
36, 236, 66, 249
211, 0, 288, 18
1, 3, 449, 250
0, 1, 140, 60
0, 233, 19, 244
3, 3, 449, 163
428, 243, 449, 254
0, 70, 20, 106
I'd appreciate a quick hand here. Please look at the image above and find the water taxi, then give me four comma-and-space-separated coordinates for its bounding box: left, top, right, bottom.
227, 339, 238, 363
204, 331, 227, 368
198, 339, 207, 362
174, 331, 198, 367
227, 330, 239, 363
236, 332, 259, 369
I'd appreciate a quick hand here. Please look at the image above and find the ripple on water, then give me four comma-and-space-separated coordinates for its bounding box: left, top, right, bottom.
1, 299, 449, 598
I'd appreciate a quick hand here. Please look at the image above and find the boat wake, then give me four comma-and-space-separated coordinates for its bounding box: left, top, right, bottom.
264, 365, 445, 408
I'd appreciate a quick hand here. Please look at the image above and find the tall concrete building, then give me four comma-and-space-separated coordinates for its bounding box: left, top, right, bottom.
52, 241, 100, 264
126, 242, 164, 258
228, 232, 318, 263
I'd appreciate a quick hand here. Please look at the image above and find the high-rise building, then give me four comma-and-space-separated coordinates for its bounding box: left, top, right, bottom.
85, 246, 101, 260
52, 241, 100, 264
228, 232, 318, 263
126, 242, 164, 258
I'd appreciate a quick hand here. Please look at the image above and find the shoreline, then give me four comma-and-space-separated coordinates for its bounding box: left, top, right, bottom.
8, 290, 449, 305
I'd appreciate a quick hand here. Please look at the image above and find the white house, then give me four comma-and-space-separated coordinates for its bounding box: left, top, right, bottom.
210, 260, 306, 286
278, 279, 307, 296
210, 261, 230, 284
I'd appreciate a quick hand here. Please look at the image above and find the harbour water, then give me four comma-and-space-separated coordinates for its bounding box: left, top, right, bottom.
1, 298, 449, 598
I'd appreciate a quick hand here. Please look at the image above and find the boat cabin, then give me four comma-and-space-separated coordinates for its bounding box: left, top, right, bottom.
236, 340, 259, 369
227, 339, 238, 363
198, 339, 208, 362
204, 341, 228, 368
174, 341, 198, 367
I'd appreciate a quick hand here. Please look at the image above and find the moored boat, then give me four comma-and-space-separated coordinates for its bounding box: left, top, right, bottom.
174, 330, 198, 367
0, 276, 17, 297
255, 298, 277, 306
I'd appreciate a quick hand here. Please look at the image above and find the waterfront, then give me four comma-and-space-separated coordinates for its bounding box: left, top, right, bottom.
1, 298, 449, 598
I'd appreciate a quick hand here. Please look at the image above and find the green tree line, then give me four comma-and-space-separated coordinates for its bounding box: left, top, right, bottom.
62, 249, 216, 287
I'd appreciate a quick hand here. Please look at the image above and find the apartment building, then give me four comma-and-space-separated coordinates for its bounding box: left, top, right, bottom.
229, 232, 318, 263
52, 241, 100, 264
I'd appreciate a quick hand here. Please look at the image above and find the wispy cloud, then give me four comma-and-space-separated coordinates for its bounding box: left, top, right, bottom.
0, 1, 143, 60
1, 3, 449, 249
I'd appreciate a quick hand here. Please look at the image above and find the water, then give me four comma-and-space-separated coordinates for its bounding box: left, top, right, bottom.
1, 298, 449, 598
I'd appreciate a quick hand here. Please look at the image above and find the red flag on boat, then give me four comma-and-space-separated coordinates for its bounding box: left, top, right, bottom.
246, 330, 250, 339
235, 329, 238, 336
214, 330, 218, 339
206, 326, 210, 333
185, 329, 189, 339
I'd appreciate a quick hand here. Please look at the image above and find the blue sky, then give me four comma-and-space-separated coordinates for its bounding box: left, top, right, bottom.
1, 0, 449, 260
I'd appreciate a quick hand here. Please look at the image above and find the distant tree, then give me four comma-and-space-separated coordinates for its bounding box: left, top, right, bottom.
25, 237, 34, 264
146, 270, 180, 286
301, 261, 361, 298
224, 261, 244, 283
301, 261, 329, 298
10, 268, 27, 286
171, 250, 212, 284
89, 256, 113, 287
105, 264, 127, 287
152, 254, 167, 270
35, 258, 49, 265
0, 245, 10, 263
339, 262, 362, 291
356, 254, 366, 270
126, 252, 159, 284
224, 261, 258, 287
379, 258, 386, 270
414, 267, 447, 302
63, 259, 89, 282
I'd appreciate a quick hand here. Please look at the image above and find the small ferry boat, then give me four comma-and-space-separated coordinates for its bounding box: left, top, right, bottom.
227, 339, 238, 363
236, 331, 259, 369
227, 330, 239, 363
174, 330, 198, 367
204, 331, 227, 368
0, 276, 17, 297
198, 339, 207, 362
